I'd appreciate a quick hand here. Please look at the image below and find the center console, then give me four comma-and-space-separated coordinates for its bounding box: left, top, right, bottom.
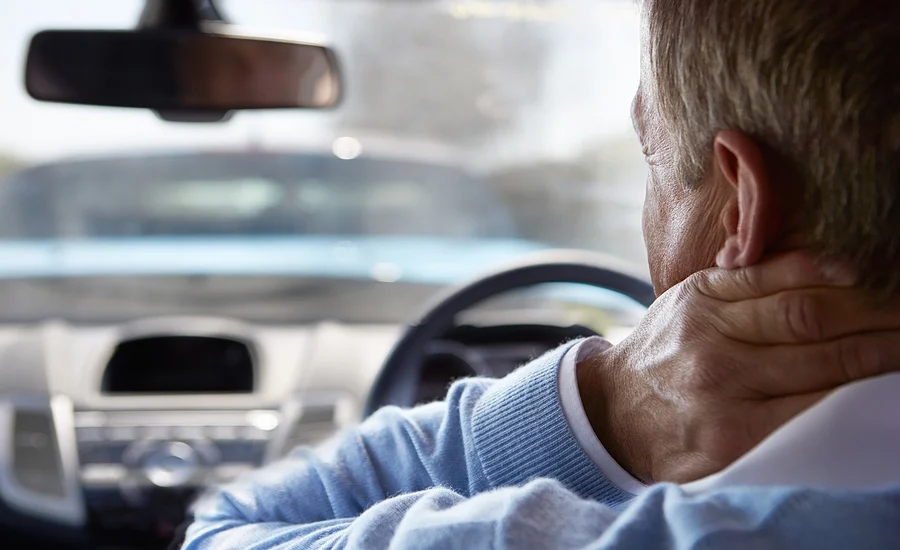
0, 326, 353, 549
73, 333, 267, 543
75, 408, 279, 545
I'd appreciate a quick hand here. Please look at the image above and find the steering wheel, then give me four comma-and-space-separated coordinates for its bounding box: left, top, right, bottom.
364, 249, 656, 417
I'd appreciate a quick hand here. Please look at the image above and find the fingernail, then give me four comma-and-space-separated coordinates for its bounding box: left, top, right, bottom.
819, 261, 856, 285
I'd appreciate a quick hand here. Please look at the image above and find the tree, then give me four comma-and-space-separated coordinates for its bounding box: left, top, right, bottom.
0, 154, 23, 180
487, 159, 593, 244
487, 136, 649, 270
333, 3, 550, 146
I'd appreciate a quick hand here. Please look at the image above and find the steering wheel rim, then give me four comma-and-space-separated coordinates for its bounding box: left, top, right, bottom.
363, 249, 656, 417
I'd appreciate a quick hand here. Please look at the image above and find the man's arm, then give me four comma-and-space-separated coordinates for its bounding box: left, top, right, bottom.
182, 253, 900, 549
183, 341, 630, 547
185, 476, 900, 550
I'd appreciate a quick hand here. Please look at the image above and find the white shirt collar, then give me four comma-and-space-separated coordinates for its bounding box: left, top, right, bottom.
685, 373, 900, 494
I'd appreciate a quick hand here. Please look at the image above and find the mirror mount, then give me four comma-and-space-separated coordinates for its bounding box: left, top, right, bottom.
139, 0, 229, 31
139, 0, 231, 121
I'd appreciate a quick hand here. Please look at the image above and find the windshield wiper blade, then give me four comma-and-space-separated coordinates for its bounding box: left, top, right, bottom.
8, 276, 358, 306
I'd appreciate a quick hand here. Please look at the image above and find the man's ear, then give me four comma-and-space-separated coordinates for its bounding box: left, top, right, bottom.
713, 130, 778, 269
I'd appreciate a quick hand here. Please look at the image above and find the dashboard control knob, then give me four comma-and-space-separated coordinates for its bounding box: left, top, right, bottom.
141, 441, 199, 488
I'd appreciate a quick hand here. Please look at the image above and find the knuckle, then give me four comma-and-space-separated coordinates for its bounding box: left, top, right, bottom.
684, 267, 757, 300
837, 338, 883, 381
673, 274, 718, 322
734, 268, 761, 297
682, 271, 712, 299
778, 291, 823, 342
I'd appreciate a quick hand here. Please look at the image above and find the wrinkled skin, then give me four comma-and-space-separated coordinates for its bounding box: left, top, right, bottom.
575, 4, 900, 484
580, 253, 900, 483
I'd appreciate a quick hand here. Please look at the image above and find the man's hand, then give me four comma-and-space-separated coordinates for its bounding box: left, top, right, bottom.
578, 253, 900, 484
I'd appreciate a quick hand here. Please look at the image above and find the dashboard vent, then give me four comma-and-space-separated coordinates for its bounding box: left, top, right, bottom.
12, 410, 65, 497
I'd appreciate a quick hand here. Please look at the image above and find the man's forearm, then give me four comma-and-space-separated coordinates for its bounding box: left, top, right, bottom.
185, 341, 629, 545
185, 477, 900, 550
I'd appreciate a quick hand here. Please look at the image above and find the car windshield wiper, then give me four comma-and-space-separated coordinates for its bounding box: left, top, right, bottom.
4, 276, 355, 306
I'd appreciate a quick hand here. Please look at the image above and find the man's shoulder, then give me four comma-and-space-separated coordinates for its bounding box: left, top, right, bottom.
686, 373, 900, 493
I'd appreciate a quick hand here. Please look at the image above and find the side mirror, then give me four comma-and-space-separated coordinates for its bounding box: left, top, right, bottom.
25, 29, 342, 114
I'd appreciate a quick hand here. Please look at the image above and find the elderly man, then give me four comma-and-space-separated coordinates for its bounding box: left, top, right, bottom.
183, 0, 900, 548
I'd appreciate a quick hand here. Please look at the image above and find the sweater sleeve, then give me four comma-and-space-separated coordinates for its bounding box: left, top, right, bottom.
184, 340, 632, 548
184, 476, 900, 550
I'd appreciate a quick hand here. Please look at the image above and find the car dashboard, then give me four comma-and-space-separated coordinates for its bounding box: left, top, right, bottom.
0, 315, 584, 549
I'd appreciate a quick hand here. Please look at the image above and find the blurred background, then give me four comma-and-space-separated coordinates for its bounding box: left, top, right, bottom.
0, 3, 652, 546
1, 0, 648, 273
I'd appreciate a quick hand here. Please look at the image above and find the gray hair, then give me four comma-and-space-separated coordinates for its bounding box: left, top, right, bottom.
645, 0, 900, 296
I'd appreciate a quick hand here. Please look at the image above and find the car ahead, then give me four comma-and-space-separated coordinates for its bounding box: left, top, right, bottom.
0, 147, 527, 321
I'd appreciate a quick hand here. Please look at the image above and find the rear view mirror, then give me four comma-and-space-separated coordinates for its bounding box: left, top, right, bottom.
25, 29, 342, 112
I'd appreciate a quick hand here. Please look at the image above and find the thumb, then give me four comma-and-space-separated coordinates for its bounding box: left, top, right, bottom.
689, 252, 854, 302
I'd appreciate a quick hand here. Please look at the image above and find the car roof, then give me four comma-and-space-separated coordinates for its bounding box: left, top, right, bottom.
7, 131, 470, 174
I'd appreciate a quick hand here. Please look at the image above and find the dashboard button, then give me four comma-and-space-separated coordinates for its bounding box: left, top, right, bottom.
142, 442, 200, 488
171, 426, 205, 440
12, 410, 64, 497
76, 426, 105, 443
106, 426, 138, 441
79, 442, 129, 465
217, 441, 266, 464
241, 426, 270, 441
141, 426, 171, 440
192, 439, 222, 465
121, 439, 159, 467
246, 411, 280, 432
81, 464, 127, 486
206, 425, 240, 441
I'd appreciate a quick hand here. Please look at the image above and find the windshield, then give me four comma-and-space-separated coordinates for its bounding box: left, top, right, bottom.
1, 0, 647, 324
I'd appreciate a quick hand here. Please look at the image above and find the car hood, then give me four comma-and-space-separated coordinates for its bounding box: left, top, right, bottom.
0, 236, 547, 282
0, 237, 649, 313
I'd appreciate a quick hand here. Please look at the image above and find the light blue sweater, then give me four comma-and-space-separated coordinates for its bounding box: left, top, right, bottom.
184, 342, 900, 549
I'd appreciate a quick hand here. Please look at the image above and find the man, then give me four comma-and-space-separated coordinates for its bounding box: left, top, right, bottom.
182, 0, 900, 548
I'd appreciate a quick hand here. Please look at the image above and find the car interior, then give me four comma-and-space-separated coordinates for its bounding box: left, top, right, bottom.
0, 0, 655, 548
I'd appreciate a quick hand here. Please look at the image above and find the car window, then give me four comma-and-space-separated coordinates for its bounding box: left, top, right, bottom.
0, 0, 647, 324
